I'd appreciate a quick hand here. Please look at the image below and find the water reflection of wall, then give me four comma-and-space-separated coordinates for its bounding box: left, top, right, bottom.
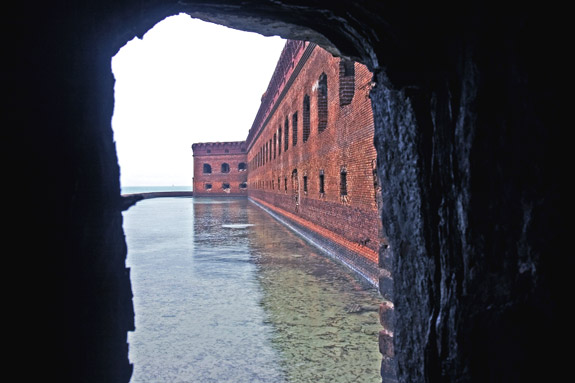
245, 200, 384, 383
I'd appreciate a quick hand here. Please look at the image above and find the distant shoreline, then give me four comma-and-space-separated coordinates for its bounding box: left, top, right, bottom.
120, 189, 194, 210
121, 186, 192, 194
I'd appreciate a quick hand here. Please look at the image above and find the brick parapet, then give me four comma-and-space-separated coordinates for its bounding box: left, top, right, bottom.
246, 44, 382, 254
249, 195, 380, 285
250, 188, 381, 255
192, 142, 247, 197
246, 40, 313, 151
192, 141, 247, 156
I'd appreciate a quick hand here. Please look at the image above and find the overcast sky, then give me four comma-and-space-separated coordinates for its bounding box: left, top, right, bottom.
111, 13, 286, 187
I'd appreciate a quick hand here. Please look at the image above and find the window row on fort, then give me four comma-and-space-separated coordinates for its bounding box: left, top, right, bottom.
202, 162, 247, 174
203, 182, 247, 191
249, 166, 378, 203
250, 58, 358, 171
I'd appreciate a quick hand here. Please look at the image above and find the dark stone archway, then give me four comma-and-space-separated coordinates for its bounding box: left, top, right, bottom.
8, 1, 565, 382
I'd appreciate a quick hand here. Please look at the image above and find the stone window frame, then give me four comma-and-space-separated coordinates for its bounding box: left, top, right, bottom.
292, 112, 298, 146
284, 116, 289, 152
317, 73, 328, 133
340, 166, 348, 196
278, 126, 282, 156
339, 59, 355, 106
303, 94, 310, 142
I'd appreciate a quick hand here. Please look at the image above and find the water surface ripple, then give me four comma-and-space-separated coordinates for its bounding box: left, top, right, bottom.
124, 197, 381, 382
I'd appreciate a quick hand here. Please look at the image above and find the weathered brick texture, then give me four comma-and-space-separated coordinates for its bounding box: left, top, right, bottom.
191, 42, 385, 282
191, 39, 394, 383
245, 42, 382, 259
192, 142, 248, 196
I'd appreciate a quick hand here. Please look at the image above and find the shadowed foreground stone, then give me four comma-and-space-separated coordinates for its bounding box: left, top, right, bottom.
8, 1, 566, 382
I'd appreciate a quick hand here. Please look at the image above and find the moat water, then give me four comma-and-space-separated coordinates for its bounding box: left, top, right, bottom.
123, 196, 382, 382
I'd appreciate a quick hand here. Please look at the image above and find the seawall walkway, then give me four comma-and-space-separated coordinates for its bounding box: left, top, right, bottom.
120, 191, 194, 211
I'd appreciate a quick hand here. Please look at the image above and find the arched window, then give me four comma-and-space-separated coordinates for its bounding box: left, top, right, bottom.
239, 182, 247, 189
292, 112, 298, 146
278, 127, 282, 156
339, 59, 355, 105
318, 73, 328, 133
221, 163, 230, 173
303, 95, 310, 142
238, 162, 247, 171
203, 164, 212, 174
284, 117, 289, 151
222, 183, 230, 190
340, 167, 348, 196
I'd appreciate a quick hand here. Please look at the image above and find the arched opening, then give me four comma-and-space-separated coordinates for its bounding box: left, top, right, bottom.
112, 12, 388, 383
202, 163, 212, 174
317, 73, 328, 133
319, 169, 325, 195
340, 166, 348, 196
292, 112, 298, 146
339, 59, 355, 106
302, 94, 310, 142
23, 2, 560, 383
291, 168, 299, 209
284, 116, 289, 151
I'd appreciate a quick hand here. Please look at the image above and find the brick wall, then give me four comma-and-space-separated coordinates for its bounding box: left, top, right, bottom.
192, 42, 391, 378
245, 43, 383, 259
192, 141, 248, 197
190, 42, 385, 279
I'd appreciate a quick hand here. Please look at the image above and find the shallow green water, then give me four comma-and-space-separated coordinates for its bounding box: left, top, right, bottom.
124, 197, 382, 382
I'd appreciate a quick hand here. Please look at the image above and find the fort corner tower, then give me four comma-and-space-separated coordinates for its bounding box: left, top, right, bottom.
192, 141, 248, 197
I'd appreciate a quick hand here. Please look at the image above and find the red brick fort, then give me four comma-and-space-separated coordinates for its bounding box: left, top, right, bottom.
192, 40, 386, 285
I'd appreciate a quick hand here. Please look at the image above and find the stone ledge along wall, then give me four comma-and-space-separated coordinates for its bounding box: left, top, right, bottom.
192, 141, 248, 197
245, 41, 385, 279
194, 40, 395, 379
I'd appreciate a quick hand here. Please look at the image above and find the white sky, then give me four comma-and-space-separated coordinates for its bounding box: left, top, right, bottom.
111, 13, 286, 187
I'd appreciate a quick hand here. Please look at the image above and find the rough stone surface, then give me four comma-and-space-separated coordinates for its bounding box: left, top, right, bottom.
9, 1, 566, 382
379, 301, 394, 331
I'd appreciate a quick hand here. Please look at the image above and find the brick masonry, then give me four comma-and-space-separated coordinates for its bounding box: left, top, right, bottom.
191, 40, 394, 378
192, 141, 248, 197
192, 42, 387, 278
245, 41, 386, 263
